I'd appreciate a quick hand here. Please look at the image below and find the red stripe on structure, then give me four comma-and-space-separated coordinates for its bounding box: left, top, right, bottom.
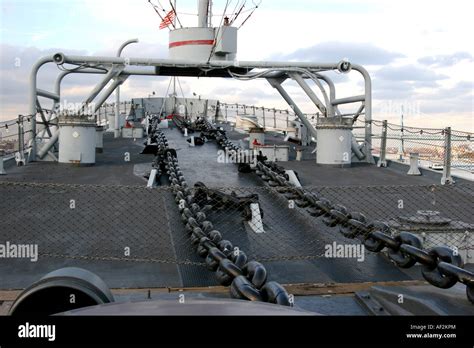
169, 40, 215, 48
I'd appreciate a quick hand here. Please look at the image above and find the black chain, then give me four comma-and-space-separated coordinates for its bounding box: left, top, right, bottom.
145, 120, 293, 307
257, 158, 474, 304
194, 118, 474, 305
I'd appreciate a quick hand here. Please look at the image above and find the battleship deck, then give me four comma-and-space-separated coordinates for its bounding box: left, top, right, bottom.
1, 130, 472, 294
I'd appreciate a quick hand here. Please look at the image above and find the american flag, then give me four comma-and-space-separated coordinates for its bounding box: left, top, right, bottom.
159, 10, 175, 30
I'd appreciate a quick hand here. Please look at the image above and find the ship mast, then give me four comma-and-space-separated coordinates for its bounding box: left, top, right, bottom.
172, 0, 177, 114
198, 0, 210, 27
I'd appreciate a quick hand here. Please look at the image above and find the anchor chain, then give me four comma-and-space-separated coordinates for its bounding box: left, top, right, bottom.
147, 123, 293, 306
194, 118, 474, 304
255, 156, 474, 304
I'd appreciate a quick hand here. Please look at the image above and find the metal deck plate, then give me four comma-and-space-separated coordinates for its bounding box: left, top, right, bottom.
1, 129, 472, 291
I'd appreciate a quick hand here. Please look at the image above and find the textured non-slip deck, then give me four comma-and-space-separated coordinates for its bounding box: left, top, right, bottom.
1, 128, 472, 291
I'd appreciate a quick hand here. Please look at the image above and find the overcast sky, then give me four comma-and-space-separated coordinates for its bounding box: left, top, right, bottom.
0, 0, 473, 130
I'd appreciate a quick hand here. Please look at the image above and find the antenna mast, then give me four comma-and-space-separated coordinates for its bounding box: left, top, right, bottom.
209, 0, 213, 27
198, 0, 210, 27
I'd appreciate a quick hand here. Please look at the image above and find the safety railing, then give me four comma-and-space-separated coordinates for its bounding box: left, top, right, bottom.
0, 101, 134, 166
217, 102, 317, 131
95, 101, 134, 127
356, 119, 473, 180
217, 102, 473, 180
3, 100, 472, 182
0, 116, 34, 159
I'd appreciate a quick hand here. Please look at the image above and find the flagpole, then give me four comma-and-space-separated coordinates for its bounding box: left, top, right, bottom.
169, 0, 182, 28
173, 0, 177, 27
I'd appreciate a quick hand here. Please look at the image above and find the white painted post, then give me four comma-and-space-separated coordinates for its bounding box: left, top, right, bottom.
249, 203, 265, 234
377, 120, 388, 167
285, 170, 302, 187
0, 156, 6, 175
296, 148, 303, 161
147, 168, 158, 188
441, 127, 454, 185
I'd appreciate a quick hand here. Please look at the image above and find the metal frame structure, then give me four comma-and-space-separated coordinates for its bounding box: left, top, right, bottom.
115, 39, 139, 138
441, 127, 454, 185
28, 50, 374, 163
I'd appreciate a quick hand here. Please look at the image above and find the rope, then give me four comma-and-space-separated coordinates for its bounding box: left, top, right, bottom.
157, 78, 173, 116
206, 0, 231, 64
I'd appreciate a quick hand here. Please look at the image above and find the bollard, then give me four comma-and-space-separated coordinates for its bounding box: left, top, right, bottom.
407, 153, 421, 175
0, 156, 6, 175
296, 148, 303, 161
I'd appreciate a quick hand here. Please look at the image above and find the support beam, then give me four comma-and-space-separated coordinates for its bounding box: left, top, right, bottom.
37, 130, 59, 159
332, 95, 365, 106
290, 73, 327, 116
54, 68, 107, 97
37, 89, 60, 101
352, 65, 373, 164
116, 39, 139, 138
313, 73, 337, 117
92, 76, 129, 114
352, 104, 365, 122
38, 87, 125, 159
29, 55, 55, 161
314, 73, 336, 104
351, 135, 365, 160
57, 53, 344, 71
267, 77, 318, 140
265, 71, 335, 117
35, 98, 52, 138
82, 67, 123, 109
28, 53, 373, 164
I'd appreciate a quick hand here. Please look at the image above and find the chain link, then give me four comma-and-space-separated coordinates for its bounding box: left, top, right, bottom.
189, 117, 474, 304
251, 148, 474, 304
39, 253, 206, 266
145, 116, 293, 306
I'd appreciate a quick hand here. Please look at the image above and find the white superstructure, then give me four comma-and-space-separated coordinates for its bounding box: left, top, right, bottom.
169, 0, 237, 61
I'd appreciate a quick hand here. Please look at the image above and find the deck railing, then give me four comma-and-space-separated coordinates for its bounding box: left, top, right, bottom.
353, 119, 473, 179
1, 101, 472, 181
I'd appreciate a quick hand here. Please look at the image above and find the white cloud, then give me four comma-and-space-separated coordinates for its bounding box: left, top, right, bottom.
418, 52, 473, 67
276, 41, 404, 65
0, 0, 473, 132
